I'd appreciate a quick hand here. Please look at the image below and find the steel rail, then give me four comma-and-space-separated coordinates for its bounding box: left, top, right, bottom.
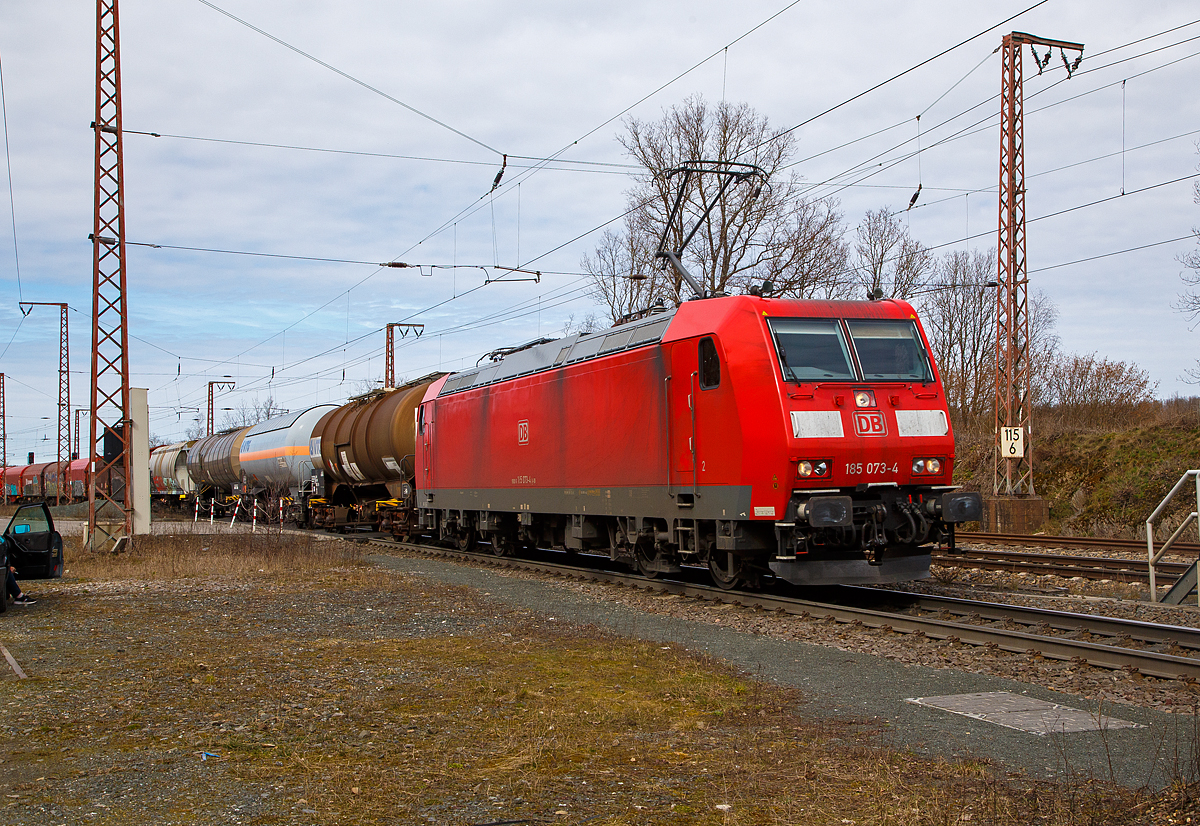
933, 549, 1190, 582
859, 587, 1200, 651
960, 531, 1200, 555
365, 537, 1200, 683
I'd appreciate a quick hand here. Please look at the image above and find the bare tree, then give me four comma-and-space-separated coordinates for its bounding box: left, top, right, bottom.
915, 249, 996, 426
915, 248, 1060, 433
853, 208, 935, 300
184, 418, 203, 441
1025, 287, 1061, 408
1177, 163, 1200, 382
583, 96, 849, 321
219, 396, 286, 430
581, 228, 667, 324
561, 312, 603, 336
351, 377, 384, 396
1037, 352, 1158, 430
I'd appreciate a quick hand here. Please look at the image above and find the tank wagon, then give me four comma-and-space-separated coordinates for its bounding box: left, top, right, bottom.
308, 376, 442, 534
239, 405, 337, 519
414, 295, 981, 587
150, 441, 196, 500
170, 385, 439, 531
183, 407, 334, 511
187, 427, 252, 499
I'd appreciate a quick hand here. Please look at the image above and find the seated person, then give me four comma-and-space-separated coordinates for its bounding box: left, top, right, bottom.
6, 566, 35, 605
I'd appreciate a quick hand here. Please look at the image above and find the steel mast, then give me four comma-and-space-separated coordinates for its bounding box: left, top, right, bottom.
993, 32, 1083, 498
20, 302, 70, 505
88, 0, 133, 548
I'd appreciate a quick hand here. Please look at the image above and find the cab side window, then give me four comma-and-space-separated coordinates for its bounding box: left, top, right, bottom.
699, 337, 721, 389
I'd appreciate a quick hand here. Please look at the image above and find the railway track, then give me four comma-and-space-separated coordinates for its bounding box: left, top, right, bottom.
932, 548, 1190, 583
363, 535, 1200, 683
959, 531, 1200, 556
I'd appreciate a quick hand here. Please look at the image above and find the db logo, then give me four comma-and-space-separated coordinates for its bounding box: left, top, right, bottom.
853, 411, 887, 437
517, 419, 530, 445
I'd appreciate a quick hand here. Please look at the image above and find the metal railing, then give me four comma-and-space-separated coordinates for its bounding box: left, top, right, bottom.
1147, 470, 1200, 603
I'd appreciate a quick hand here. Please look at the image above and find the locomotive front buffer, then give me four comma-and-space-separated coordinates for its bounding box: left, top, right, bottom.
771, 487, 983, 585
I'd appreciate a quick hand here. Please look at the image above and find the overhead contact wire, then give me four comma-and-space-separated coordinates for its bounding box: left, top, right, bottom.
196, 0, 502, 156
0, 45, 21, 302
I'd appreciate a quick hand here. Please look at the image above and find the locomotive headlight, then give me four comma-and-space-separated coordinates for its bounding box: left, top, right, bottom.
912, 458, 942, 475
853, 390, 876, 408
797, 460, 830, 479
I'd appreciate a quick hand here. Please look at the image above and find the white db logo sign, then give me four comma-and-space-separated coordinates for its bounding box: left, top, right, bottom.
517, 419, 530, 445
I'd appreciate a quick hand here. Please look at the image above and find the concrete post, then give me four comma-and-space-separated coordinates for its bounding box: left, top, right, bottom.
130, 387, 151, 535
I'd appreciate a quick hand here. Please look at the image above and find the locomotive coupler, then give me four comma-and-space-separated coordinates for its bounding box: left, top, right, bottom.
866, 504, 887, 565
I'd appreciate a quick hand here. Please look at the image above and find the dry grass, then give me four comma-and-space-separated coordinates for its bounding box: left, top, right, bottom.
0, 534, 1161, 824
65, 531, 363, 581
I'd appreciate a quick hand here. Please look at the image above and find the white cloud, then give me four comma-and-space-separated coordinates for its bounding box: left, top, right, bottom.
0, 0, 1198, 455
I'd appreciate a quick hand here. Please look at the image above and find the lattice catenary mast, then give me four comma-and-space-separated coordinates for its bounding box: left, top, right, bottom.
385, 323, 423, 388
993, 32, 1083, 497
207, 379, 235, 436
0, 372, 5, 504
88, 0, 133, 547
20, 302, 70, 505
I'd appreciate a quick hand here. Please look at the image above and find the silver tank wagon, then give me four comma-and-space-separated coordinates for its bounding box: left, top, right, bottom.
239, 405, 338, 497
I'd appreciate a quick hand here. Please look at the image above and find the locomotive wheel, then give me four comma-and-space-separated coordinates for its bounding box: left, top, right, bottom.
708, 551, 745, 590
490, 533, 515, 557
634, 541, 660, 579
456, 529, 477, 552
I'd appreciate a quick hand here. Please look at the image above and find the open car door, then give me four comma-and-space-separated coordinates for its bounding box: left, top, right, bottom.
4, 502, 64, 580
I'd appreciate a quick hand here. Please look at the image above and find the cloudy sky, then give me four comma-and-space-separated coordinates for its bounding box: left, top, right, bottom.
1, 0, 1198, 458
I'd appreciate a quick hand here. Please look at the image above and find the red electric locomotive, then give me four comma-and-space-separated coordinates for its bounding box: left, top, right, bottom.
414, 294, 981, 588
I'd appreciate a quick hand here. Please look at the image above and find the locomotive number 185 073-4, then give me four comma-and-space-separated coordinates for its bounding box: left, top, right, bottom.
845, 462, 899, 476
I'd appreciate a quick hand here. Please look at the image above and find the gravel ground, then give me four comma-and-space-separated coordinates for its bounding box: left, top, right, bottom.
369, 543, 1200, 716
5, 529, 1200, 823
360, 547, 1200, 785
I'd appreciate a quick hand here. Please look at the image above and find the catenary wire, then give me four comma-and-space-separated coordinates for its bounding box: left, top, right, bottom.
133, 11, 1200, 416
121, 129, 639, 173
0, 45, 22, 302
196, 0, 502, 156
168, 0, 1053, 376
742, 0, 1052, 159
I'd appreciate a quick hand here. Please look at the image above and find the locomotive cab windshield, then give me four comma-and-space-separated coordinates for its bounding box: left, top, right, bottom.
768, 317, 933, 384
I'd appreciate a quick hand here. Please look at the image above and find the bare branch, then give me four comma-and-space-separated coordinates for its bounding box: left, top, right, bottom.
584, 96, 850, 321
